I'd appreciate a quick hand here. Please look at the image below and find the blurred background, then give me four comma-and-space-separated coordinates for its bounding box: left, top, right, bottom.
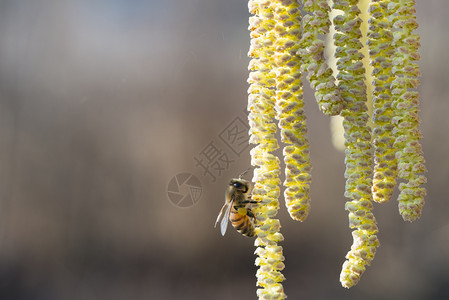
0, 0, 448, 299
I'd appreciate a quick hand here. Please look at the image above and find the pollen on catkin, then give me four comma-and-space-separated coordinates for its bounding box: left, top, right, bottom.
298, 0, 344, 116
333, 0, 379, 288
388, 0, 426, 222
248, 1, 286, 299
272, 0, 312, 222
367, 0, 398, 203
241, 0, 425, 294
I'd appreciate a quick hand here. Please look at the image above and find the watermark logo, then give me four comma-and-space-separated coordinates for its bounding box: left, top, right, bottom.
167, 173, 202, 208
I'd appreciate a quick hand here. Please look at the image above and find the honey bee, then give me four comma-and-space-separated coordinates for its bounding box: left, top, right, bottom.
214, 169, 257, 237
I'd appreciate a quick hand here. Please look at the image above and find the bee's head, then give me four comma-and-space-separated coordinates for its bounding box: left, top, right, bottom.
229, 179, 249, 193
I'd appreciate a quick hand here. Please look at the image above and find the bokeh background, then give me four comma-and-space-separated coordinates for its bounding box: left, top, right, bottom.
0, 0, 448, 299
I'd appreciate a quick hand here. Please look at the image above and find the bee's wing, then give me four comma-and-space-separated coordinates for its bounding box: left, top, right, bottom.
214, 202, 228, 228
220, 198, 234, 236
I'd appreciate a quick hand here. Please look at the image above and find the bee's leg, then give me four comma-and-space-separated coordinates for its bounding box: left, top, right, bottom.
241, 200, 258, 204
246, 209, 255, 218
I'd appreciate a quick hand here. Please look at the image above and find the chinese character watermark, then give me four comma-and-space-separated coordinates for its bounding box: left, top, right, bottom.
194, 141, 235, 182
167, 110, 250, 207
219, 116, 250, 156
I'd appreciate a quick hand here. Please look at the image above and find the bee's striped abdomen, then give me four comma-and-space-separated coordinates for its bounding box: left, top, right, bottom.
230, 208, 255, 237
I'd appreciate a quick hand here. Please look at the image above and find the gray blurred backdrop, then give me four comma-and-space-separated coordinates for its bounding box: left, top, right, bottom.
0, 1, 448, 299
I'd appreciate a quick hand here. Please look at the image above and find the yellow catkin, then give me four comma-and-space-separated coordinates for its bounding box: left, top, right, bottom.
333, 0, 379, 288
248, 1, 286, 299
387, 0, 426, 221
273, 0, 311, 222
298, 0, 344, 116
367, 0, 398, 204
